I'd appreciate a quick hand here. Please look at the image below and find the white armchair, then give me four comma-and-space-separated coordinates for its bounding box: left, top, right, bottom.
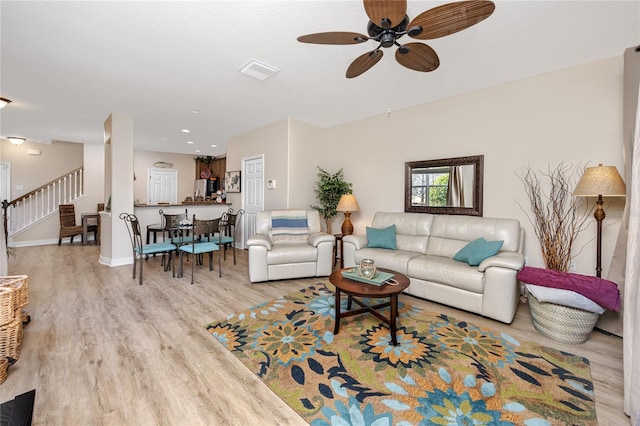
247, 210, 335, 282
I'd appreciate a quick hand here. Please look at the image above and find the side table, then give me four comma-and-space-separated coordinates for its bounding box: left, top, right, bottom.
333, 234, 343, 268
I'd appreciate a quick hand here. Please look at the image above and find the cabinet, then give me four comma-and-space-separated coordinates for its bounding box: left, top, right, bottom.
195, 157, 226, 183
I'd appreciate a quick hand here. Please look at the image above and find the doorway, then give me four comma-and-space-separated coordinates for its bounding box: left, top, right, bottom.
241, 155, 264, 248
147, 169, 178, 204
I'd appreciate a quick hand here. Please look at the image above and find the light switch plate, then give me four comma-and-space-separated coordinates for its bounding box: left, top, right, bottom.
267, 179, 276, 189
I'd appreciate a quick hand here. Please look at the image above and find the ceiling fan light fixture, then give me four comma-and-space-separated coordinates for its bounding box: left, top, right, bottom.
379, 17, 391, 29
380, 32, 396, 48
407, 26, 423, 37
7, 136, 26, 145
0, 97, 11, 109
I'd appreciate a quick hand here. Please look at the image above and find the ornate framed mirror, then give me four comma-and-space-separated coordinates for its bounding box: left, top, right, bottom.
405, 155, 484, 216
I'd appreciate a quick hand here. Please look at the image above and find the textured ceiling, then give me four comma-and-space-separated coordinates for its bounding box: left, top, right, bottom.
1, 1, 638, 156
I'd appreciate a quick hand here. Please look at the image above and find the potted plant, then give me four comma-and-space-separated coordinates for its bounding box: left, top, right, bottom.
517, 163, 600, 344
517, 163, 590, 272
311, 167, 352, 234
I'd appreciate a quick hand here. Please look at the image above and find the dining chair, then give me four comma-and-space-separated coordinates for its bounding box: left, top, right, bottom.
120, 213, 177, 285
178, 215, 221, 284
217, 208, 244, 265
58, 204, 84, 245
161, 208, 194, 246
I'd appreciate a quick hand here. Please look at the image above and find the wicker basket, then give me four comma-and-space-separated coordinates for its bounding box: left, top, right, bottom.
528, 293, 599, 344
0, 287, 16, 327
0, 357, 8, 385
0, 276, 29, 308
0, 317, 23, 361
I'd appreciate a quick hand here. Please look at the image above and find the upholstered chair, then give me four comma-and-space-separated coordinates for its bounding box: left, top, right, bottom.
246, 210, 335, 282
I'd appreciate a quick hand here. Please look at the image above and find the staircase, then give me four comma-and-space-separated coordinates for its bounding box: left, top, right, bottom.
2, 167, 85, 239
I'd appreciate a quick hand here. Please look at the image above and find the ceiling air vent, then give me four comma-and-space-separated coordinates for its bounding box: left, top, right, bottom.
238, 59, 279, 80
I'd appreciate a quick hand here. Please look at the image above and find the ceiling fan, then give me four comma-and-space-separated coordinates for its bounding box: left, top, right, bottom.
297, 0, 495, 78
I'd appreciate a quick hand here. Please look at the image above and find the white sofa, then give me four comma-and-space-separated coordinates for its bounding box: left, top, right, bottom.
342, 212, 525, 323
247, 210, 335, 282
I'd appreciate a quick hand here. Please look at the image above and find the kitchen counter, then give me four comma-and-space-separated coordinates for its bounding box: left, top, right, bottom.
133, 203, 233, 227
134, 202, 231, 208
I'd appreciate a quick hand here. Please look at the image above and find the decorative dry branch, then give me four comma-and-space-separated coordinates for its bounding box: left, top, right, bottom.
517, 163, 591, 272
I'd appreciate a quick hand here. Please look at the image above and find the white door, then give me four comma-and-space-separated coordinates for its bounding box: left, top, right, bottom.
242, 155, 264, 248
148, 169, 178, 204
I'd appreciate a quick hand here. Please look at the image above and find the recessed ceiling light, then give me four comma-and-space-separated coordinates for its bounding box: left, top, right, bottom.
181, 129, 190, 133
190, 109, 201, 114
210, 144, 218, 148
187, 141, 195, 144
195, 149, 201, 153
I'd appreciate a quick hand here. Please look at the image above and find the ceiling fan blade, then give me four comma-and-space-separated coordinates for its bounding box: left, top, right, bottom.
395, 43, 440, 72
346, 49, 383, 78
407, 0, 495, 40
363, 0, 407, 29
297, 32, 368, 45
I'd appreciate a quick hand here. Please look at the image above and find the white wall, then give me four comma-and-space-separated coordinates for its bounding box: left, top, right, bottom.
0, 139, 83, 200
10, 143, 105, 245
226, 119, 290, 211
288, 119, 327, 210
323, 56, 625, 277
226, 56, 625, 278
133, 150, 198, 203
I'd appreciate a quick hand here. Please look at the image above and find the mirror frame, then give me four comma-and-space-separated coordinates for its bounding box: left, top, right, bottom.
404, 154, 484, 216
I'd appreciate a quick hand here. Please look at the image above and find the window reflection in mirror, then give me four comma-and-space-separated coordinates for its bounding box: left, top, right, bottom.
405, 155, 483, 216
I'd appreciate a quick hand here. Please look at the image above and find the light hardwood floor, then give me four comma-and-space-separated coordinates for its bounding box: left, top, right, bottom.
0, 244, 626, 425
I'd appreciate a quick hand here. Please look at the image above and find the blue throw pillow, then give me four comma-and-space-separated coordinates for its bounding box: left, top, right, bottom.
366, 225, 397, 250
453, 237, 504, 266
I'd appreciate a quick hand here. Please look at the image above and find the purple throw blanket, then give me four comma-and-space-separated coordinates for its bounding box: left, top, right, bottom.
517, 266, 621, 312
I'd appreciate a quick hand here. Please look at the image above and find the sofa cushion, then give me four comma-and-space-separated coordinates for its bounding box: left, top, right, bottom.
366, 225, 397, 250
267, 244, 318, 264
372, 212, 431, 253
354, 248, 421, 276
453, 238, 503, 266
408, 255, 485, 294
271, 211, 309, 244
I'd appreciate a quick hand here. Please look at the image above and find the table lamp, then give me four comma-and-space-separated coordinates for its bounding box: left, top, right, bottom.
573, 164, 626, 277
336, 194, 360, 236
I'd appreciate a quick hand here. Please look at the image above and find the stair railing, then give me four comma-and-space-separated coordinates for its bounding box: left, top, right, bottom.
2, 167, 84, 242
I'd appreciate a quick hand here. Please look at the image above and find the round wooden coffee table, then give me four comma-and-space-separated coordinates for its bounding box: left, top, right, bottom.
329, 267, 410, 346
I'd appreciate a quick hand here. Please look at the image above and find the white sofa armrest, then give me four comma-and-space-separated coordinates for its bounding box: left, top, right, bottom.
343, 234, 367, 250
247, 234, 272, 251
308, 232, 335, 247
478, 252, 525, 272
342, 234, 368, 268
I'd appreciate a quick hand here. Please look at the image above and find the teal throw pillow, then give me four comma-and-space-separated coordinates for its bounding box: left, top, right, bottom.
366, 225, 397, 250
453, 237, 504, 266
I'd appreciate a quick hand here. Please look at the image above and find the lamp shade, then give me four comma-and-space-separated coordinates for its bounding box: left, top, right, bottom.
573, 164, 626, 197
336, 194, 360, 212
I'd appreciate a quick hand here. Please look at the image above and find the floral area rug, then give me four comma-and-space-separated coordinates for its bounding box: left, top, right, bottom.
205, 284, 597, 425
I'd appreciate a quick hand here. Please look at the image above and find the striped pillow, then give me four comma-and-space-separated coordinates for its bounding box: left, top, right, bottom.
271, 211, 309, 243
